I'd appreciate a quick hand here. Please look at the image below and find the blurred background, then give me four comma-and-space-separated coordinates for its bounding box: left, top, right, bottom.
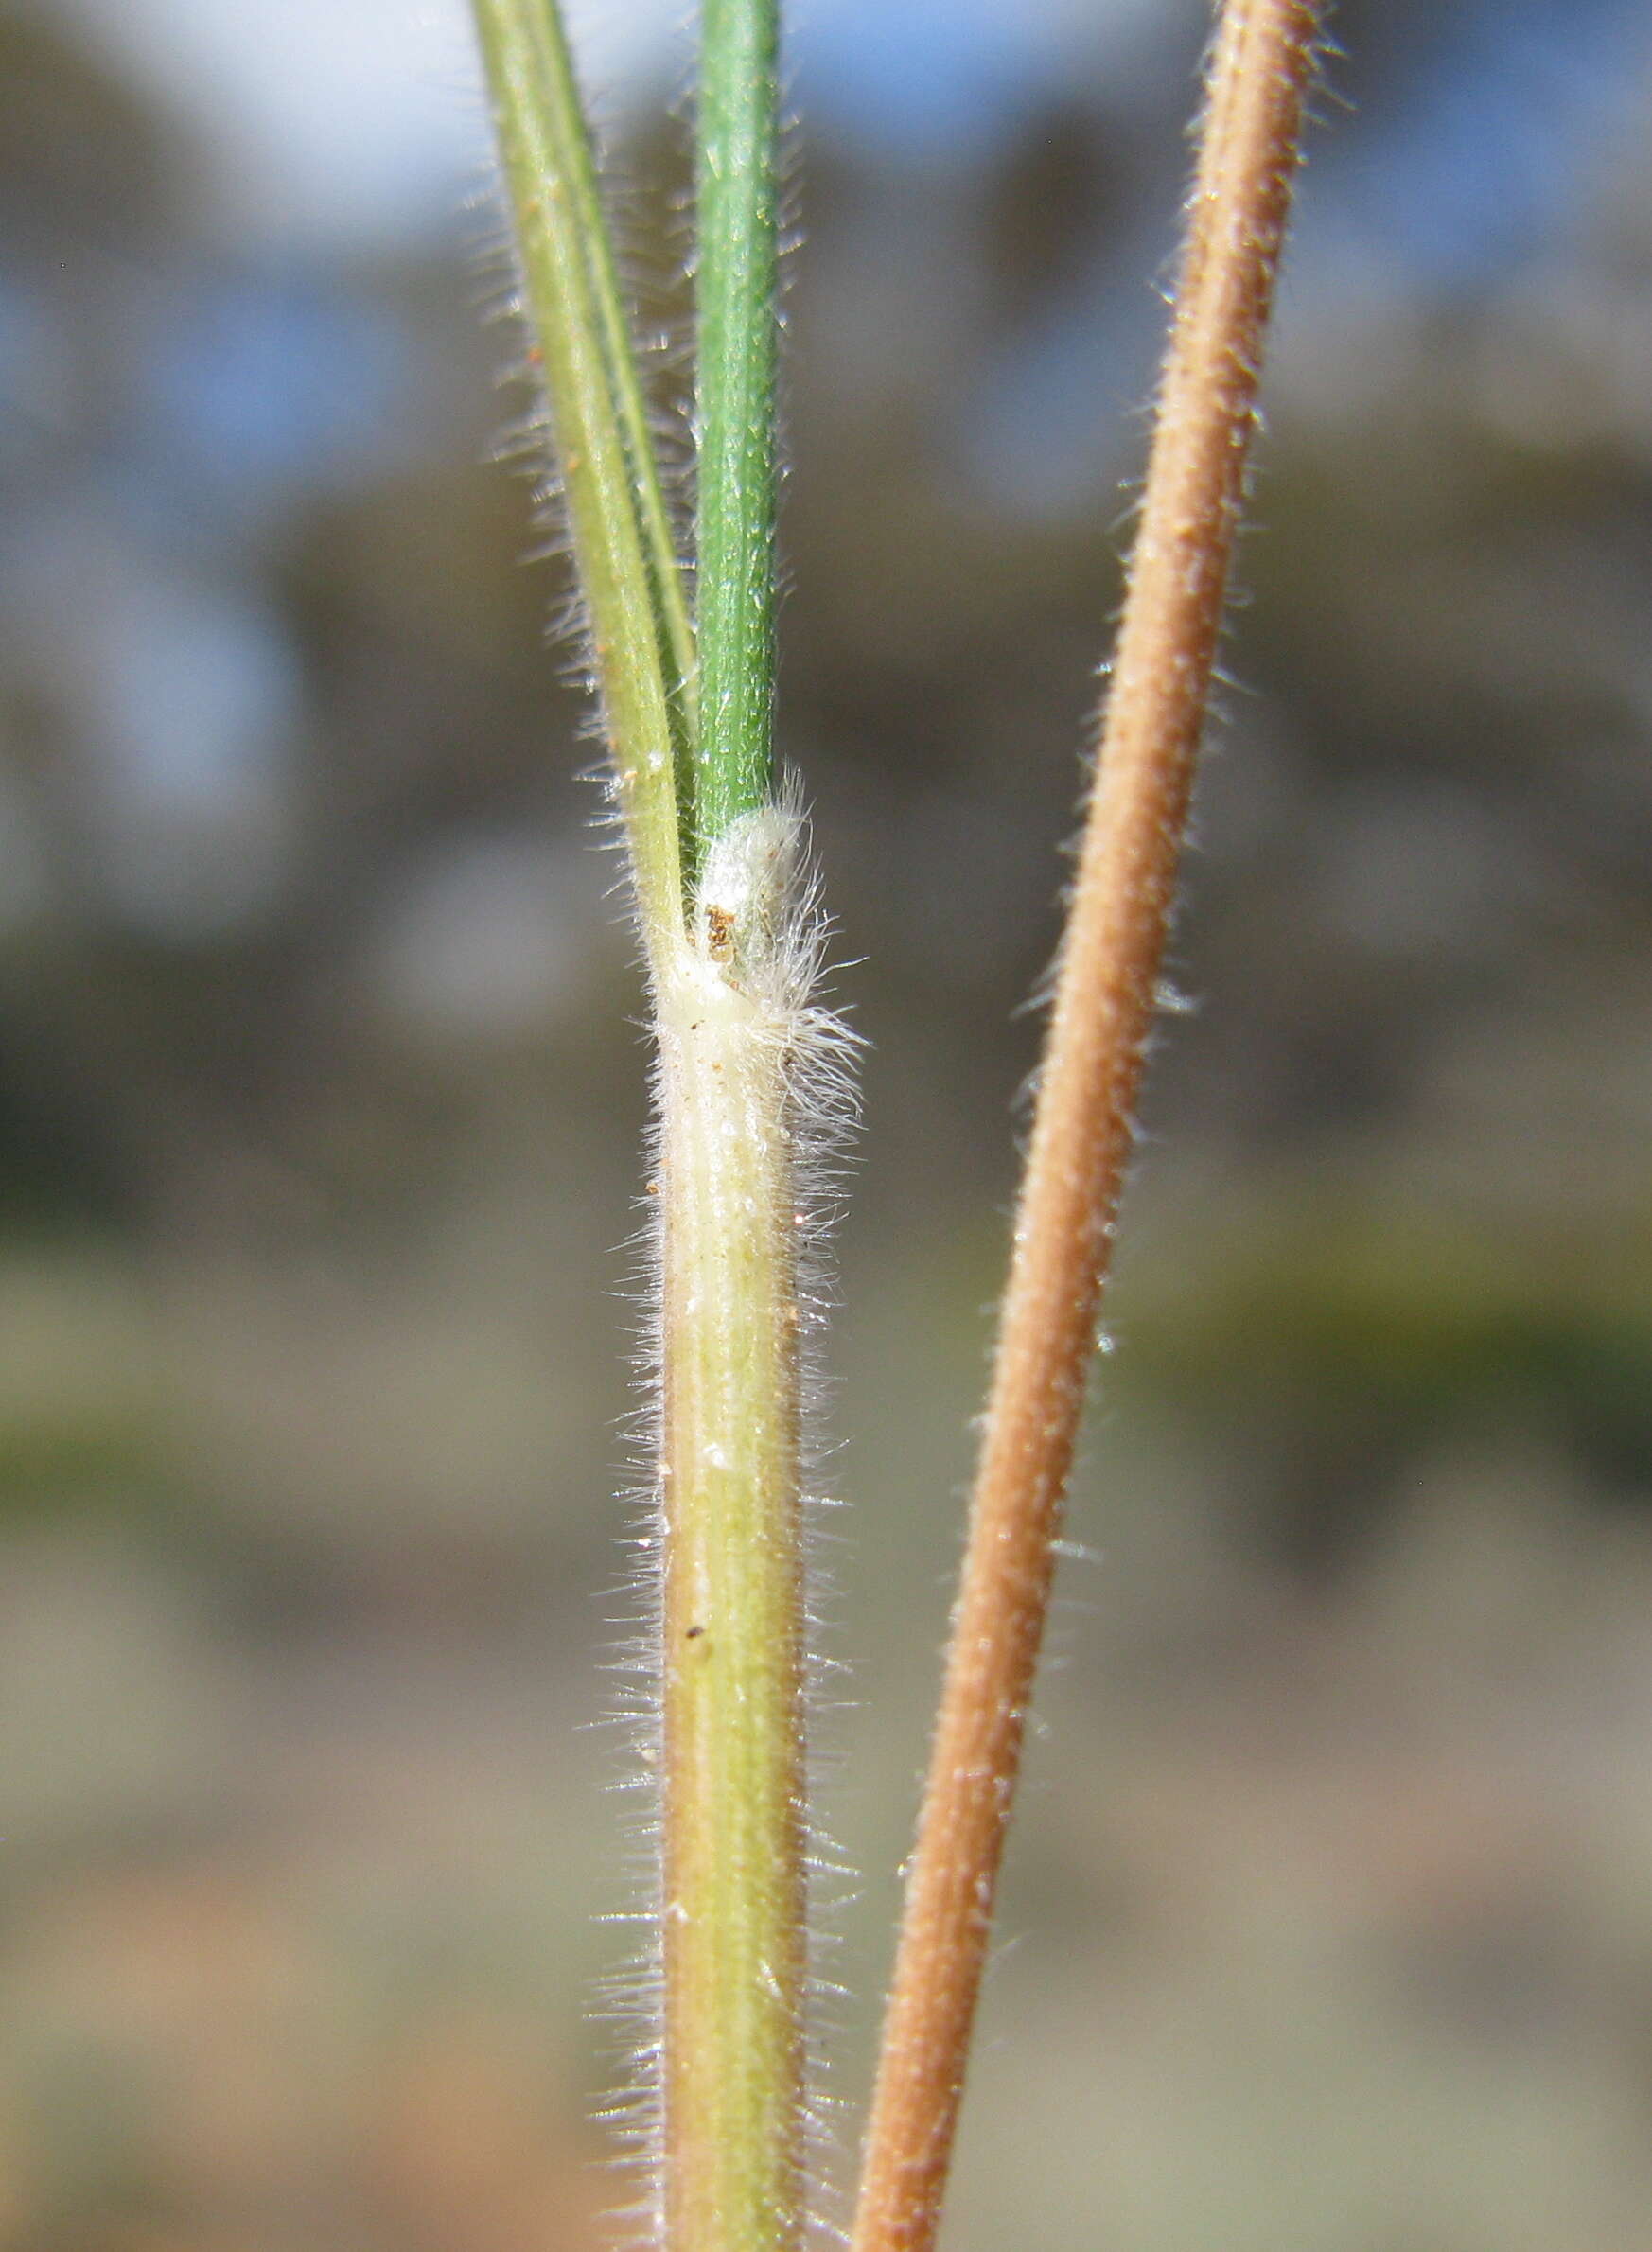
4, 0, 1652, 2244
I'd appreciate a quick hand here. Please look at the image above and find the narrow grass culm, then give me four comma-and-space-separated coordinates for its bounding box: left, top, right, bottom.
852, 8, 1326, 2251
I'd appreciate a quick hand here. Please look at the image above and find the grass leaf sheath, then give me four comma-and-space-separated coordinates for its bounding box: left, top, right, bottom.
658, 809, 821, 2252
851, 9, 1325, 2252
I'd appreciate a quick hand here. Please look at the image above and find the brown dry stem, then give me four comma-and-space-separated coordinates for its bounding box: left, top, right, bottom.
850, 8, 1324, 2251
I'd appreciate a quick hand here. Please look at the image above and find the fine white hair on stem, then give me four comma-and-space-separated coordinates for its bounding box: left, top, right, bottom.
594, 786, 859, 2251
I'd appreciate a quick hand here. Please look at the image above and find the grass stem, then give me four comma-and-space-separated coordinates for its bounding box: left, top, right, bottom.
654, 11, 808, 2242
657, 856, 809, 2252
694, 0, 782, 853
850, 9, 1324, 2250
473, 0, 694, 944
477, 8, 810, 2243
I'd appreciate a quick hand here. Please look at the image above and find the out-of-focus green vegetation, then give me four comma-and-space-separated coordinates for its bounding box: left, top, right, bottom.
4, 5, 1652, 2247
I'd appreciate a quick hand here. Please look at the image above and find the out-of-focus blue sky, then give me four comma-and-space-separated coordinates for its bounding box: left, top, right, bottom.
33, 0, 1652, 265
27, 0, 1652, 515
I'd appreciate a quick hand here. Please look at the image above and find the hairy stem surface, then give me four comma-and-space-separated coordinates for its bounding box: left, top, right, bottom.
657, 909, 806, 2252
476, 9, 812, 2247
694, 0, 781, 852
852, 9, 1324, 2251
474, 0, 692, 944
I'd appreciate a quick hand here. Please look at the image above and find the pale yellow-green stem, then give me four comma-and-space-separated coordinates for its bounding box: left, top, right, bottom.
654, 826, 809, 2252
473, 0, 689, 947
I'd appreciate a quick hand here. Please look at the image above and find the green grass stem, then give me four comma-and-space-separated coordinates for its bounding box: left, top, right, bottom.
475, 11, 811, 2246
694, 0, 781, 853
473, 0, 694, 943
